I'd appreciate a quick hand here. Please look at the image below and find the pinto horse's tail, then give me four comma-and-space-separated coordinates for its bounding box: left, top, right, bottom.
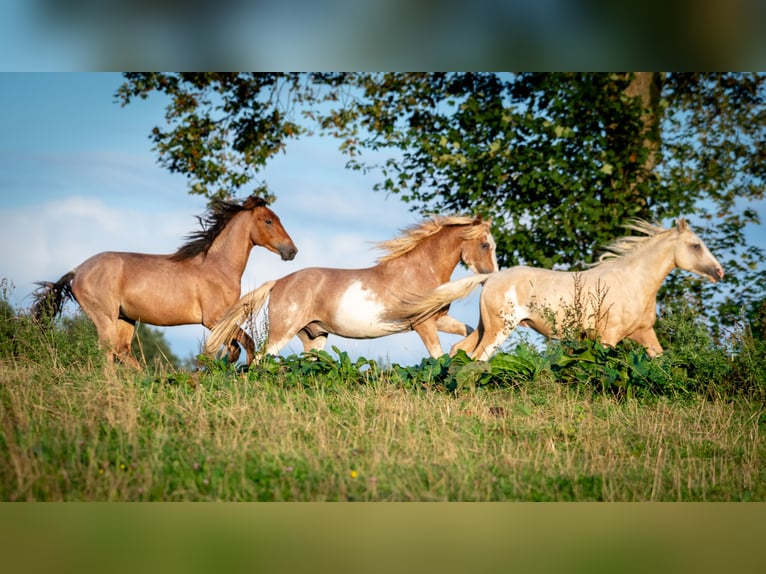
384, 274, 492, 327
32, 271, 76, 326
205, 280, 277, 357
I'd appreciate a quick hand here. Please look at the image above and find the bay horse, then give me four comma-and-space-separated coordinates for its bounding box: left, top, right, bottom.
205, 216, 498, 362
385, 218, 724, 360
32, 195, 298, 366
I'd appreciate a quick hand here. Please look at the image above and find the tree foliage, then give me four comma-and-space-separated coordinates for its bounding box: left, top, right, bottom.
118, 72, 765, 325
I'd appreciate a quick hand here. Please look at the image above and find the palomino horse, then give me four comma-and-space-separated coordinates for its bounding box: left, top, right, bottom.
205, 216, 498, 362
386, 218, 724, 360
33, 195, 297, 365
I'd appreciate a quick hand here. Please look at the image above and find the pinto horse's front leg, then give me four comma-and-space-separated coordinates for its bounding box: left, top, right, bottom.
412, 319, 445, 358
435, 314, 474, 336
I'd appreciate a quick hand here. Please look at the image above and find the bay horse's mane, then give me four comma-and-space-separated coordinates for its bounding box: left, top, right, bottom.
374, 215, 488, 263
594, 219, 672, 266
170, 195, 268, 261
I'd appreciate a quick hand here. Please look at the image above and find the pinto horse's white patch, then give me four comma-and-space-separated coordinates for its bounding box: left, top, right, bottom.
333, 281, 392, 338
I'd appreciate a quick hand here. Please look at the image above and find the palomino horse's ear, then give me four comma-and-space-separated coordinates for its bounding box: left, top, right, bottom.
676, 217, 688, 231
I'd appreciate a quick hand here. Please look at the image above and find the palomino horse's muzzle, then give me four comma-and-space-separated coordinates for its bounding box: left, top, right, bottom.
706, 264, 725, 283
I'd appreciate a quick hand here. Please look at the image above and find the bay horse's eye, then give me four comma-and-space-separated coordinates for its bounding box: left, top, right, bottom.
265, 218, 273, 225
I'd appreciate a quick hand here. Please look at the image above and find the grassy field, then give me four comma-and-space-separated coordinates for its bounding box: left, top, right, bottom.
2, 350, 764, 501
2, 281, 764, 501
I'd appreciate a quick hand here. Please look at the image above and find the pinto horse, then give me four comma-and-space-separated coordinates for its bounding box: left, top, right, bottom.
205, 216, 498, 362
386, 218, 724, 360
33, 195, 297, 365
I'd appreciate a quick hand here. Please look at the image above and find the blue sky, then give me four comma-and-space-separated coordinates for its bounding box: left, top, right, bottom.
0, 73, 482, 365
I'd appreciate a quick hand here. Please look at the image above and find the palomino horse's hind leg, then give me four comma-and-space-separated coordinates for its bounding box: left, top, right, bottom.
450, 327, 481, 357
454, 295, 516, 360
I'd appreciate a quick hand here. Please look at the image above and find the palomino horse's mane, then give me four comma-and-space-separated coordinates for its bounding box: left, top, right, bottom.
375, 215, 488, 263
170, 195, 268, 261
594, 219, 674, 266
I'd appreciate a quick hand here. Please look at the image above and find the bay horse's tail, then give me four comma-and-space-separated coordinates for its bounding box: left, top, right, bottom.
385, 274, 492, 327
31, 271, 76, 326
205, 280, 277, 356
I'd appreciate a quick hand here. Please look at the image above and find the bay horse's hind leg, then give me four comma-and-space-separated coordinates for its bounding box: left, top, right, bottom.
115, 318, 141, 368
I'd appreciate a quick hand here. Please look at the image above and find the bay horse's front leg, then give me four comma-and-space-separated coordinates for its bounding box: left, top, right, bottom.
231, 327, 257, 363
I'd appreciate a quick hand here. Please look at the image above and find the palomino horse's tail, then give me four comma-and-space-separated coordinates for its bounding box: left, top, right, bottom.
31, 271, 76, 326
205, 280, 277, 356
385, 274, 492, 327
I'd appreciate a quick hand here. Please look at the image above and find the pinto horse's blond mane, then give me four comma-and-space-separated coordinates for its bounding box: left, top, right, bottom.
374, 216, 488, 263
594, 219, 674, 266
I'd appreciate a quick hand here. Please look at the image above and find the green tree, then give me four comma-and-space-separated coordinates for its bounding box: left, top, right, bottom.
117, 72, 765, 325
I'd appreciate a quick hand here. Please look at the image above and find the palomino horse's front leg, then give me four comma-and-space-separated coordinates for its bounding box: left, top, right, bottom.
627, 327, 664, 358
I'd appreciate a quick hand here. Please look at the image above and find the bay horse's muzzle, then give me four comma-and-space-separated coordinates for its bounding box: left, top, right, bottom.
281, 246, 298, 261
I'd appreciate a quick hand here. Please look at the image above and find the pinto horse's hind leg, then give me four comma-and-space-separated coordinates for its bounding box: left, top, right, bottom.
298, 323, 329, 352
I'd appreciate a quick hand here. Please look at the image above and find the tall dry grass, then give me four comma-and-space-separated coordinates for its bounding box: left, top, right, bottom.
1, 356, 763, 501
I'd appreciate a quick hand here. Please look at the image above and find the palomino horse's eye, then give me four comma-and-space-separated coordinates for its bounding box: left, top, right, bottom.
481, 242, 490, 250
691, 242, 702, 251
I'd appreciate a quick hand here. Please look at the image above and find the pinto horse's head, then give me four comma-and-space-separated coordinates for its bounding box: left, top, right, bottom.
673, 218, 724, 283
460, 217, 499, 274
246, 198, 298, 261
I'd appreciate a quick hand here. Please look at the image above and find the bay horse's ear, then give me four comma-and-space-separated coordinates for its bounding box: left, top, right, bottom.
676, 217, 688, 231
243, 195, 268, 210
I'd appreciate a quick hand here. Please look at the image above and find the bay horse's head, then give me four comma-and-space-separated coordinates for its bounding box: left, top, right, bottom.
243, 196, 298, 261
673, 218, 724, 283
460, 217, 499, 274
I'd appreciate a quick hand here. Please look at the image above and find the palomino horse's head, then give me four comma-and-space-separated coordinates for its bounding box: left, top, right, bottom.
460, 218, 499, 274
245, 197, 298, 261
673, 218, 724, 283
